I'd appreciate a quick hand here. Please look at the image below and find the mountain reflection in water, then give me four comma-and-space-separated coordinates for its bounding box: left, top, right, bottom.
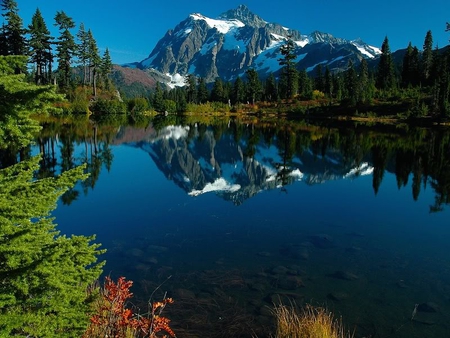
24, 119, 450, 337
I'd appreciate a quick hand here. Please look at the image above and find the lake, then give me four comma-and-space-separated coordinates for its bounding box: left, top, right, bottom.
33, 117, 450, 337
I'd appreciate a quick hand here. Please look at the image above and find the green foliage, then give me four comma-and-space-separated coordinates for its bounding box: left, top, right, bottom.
91, 98, 127, 114
127, 97, 149, 113
0, 156, 105, 337
0, 55, 65, 148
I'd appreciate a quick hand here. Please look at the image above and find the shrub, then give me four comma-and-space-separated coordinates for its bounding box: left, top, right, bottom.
84, 276, 175, 338
272, 303, 353, 338
92, 99, 127, 114
128, 97, 149, 113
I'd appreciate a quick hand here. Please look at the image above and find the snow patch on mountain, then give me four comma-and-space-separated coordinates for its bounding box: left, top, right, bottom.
190, 13, 245, 34
166, 73, 185, 88
223, 28, 247, 51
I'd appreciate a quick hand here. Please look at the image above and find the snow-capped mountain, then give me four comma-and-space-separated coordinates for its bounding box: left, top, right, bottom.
127, 5, 381, 85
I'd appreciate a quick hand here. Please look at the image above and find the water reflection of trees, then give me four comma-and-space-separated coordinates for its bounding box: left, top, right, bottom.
3, 115, 450, 211
34, 117, 116, 205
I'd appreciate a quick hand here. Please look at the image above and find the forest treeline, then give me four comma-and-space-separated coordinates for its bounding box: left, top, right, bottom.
1, 0, 450, 119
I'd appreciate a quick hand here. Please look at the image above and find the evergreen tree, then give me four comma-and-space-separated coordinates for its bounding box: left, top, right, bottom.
324, 66, 333, 98
376, 36, 396, 91
264, 73, 278, 102
197, 77, 209, 104
210, 77, 226, 102
298, 69, 312, 99
0, 55, 65, 148
100, 47, 113, 90
185, 74, 197, 103
345, 59, 358, 105
0, 156, 104, 337
421, 30, 434, 85
87, 29, 101, 96
152, 82, 165, 112
54, 11, 76, 89
278, 36, 297, 99
358, 58, 372, 103
232, 76, 245, 104
245, 68, 262, 104
76, 23, 89, 85
0, 24, 7, 55
314, 64, 325, 92
401, 43, 420, 87
0, 0, 26, 58
28, 8, 53, 85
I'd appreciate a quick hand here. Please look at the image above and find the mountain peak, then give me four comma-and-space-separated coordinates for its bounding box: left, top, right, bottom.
218, 4, 266, 27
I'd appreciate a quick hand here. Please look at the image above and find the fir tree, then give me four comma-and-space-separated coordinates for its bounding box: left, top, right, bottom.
358, 58, 372, 103
232, 76, 245, 104
401, 42, 420, 87
210, 77, 226, 102
54, 11, 76, 89
185, 74, 197, 103
324, 66, 333, 98
100, 47, 112, 90
421, 30, 434, 85
0, 156, 104, 337
28, 8, 53, 85
264, 73, 278, 102
0, 55, 65, 148
76, 23, 89, 85
376, 36, 396, 91
278, 36, 297, 99
245, 68, 262, 104
86, 29, 101, 96
197, 77, 209, 104
0, 0, 26, 58
152, 82, 165, 112
345, 59, 358, 106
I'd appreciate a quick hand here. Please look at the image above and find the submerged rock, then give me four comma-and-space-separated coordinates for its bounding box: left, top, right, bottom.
327, 291, 349, 301
308, 234, 334, 249
327, 270, 359, 281
417, 302, 439, 313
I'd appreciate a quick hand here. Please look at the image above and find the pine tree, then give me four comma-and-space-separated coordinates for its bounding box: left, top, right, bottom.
197, 77, 209, 104
28, 8, 53, 85
231, 76, 245, 104
152, 82, 165, 112
0, 156, 104, 337
0, 55, 65, 148
376, 36, 396, 91
54, 11, 76, 89
185, 74, 197, 103
298, 69, 313, 99
278, 36, 297, 99
324, 66, 333, 98
345, 59, 358, 105
76, 23, 89, 85
100, 47, 113, 90
86, 29, 101, 96
401, 42, 420, 87
358, 58, 371, 103
210, 77, 225, 102
421, 30, 434, 85
264, 73, 278, 102
245, 68, 262, 104
0, 0, 26, 58
314, 64, 325, 92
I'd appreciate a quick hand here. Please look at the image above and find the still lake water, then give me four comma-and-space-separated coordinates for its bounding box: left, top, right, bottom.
37, 118, 450, 337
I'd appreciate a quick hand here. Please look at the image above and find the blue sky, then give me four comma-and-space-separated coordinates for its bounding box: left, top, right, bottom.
11, 0, 450, 65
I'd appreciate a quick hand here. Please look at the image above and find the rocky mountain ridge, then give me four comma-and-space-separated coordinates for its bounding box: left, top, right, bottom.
124, 5, 382, 85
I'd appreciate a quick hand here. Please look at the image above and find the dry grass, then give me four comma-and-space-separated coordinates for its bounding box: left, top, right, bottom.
272, 303, 354, 338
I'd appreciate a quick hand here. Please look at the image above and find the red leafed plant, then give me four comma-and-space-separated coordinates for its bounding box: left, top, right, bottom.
84, 276, 175, 338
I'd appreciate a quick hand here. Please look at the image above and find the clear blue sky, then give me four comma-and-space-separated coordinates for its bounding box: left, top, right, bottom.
11, 0, 450, 65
